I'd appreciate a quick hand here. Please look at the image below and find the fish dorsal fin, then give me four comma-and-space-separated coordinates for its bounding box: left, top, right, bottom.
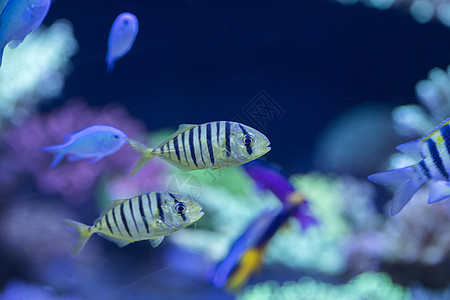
149, 236, 164, 248
422, 117, 450, 141
100, 199, 127, 218
64, 132, 73, 141
98, 233, 131, 248
156, 124, 197, 148
395, 140, 423, 161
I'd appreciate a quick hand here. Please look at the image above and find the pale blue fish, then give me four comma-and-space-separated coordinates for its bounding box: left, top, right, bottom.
41, 125, 127, 168
106, 12, 138, 72
0, 0, 51, 66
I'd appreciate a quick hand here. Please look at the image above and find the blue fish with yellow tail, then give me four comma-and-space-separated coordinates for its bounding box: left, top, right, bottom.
369, 116, 450, 215
64, 191, 204, 255
243, 161, 318, 230
41, 125, 127, 167
206, 192, 306, 292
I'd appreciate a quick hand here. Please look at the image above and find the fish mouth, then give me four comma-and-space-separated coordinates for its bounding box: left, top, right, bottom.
261, 144, 271, 155
191, 208, 204, 223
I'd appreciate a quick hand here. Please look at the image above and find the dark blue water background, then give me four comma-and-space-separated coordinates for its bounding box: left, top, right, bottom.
41, 0, 450, 174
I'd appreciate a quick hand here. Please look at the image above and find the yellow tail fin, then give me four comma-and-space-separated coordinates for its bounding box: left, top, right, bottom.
125, 137, 156, 176
226, 248, 263, 292
63, 219, 94, 256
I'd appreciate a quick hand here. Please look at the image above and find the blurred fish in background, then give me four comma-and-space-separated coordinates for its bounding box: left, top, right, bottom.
243, 161, 318, 230
106, 12, 138, 72
206, 191, 311, 292
0, 0, 51, 66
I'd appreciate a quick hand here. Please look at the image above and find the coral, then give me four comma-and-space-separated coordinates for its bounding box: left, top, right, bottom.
238, 272, 410, 300
0, 198, 103, 283
336, 0, 450, 27
170, 169, 381, 276
411, 284, 450, 300
415, 65, 450, 121
0, 19, 78, 128
379, 188, 450, 266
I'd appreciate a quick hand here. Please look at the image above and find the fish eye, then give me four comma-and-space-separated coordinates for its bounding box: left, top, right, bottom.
174, 202, 186, 215
241, 134, 254, 146
112, 135, 120, 141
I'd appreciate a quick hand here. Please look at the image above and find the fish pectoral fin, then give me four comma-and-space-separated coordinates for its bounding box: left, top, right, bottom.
395, 140, 423, 161
211, 166, 227, 170
428, 181, 450, 203
149, 237, 164, 248
50, 152, 65, 168
99, 233, 131, 248
67, 154, 85, 162
8, 39, 24, 49
155, 124, 198, 148
159, 156, 195, 172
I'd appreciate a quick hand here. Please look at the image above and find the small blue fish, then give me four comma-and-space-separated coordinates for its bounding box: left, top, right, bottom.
0, 0, 51, 66
106, 12, 139, 72
41, 125, 127, 168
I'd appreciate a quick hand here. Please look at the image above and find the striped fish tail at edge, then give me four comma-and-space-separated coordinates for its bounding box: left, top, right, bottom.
368, 165, 425, 216
63, 219, 95, 256
125, 137, 156, 176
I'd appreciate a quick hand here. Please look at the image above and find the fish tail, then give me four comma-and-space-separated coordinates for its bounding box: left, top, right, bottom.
63, 219, 94, 256
368, 165, 425, 216
125, 137, 156, 176
226, 248, 263, 293
41, 145, 65, 168
106, 55, 115, 72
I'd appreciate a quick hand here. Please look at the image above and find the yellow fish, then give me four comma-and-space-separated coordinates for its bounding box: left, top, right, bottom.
126, 121, 271, 175
64, 191, 204, 255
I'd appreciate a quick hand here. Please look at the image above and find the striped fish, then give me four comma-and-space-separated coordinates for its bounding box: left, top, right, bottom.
125, 121, 271, 175
369, 116, 450, 215
63, 191, 204, 255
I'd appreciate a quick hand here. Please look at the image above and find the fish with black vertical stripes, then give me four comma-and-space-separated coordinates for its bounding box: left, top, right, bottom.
63, 191, 204, 255
125, 121, 271, 175
368, 116, 450, 215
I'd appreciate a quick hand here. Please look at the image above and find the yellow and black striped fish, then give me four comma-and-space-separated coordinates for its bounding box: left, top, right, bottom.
126, 121, 271, 175
369, 116, 450, 215
64, 191, 204, 255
